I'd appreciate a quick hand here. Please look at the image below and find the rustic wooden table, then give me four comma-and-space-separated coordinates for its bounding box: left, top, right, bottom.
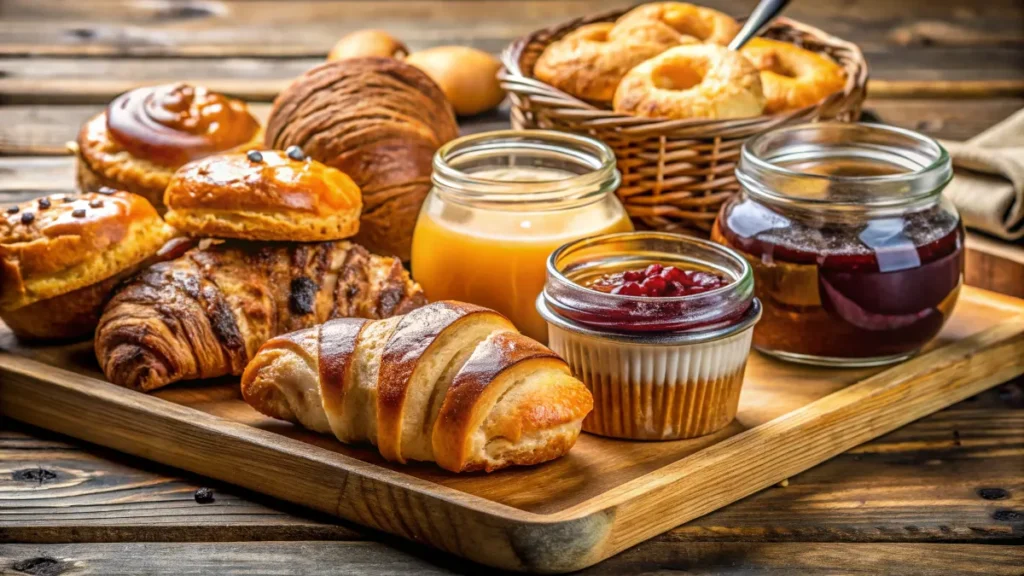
1, 1, 1022, 574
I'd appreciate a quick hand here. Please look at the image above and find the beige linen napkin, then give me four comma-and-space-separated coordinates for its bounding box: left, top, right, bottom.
940, 107, 1024, 240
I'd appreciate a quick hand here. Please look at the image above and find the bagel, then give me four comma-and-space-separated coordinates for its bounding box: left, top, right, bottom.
534, 22, 693, 103
613, 44, 765, 120
616, 2, 740, 46
740, 38, 846, 113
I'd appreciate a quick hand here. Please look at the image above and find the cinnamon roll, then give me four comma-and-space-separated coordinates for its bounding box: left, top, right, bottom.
73, 84, 263, 213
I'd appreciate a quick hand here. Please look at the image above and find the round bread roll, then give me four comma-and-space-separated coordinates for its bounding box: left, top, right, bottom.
0, 190, 178, 340
163, 149, 363, 242
265, 57, 459, 261
615, 2, 740, 46
613, 44, 765, 120
740, 38, 847, 113
74, 83, 263, 213
534, 22, 692, 103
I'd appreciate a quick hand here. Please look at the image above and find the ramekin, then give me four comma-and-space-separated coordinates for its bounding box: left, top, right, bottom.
537, 232, 761, 440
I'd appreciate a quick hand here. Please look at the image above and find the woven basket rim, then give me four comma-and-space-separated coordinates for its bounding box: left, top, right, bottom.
499, 8, 869, 131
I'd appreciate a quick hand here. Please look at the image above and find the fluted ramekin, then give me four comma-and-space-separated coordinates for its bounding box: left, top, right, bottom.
537, 232, 761, 440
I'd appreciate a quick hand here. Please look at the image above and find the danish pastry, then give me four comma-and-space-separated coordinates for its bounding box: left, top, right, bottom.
164, 149, 362, 242
0, 190, 177, 340
740, 38, 847, 113
74, 83, 263, 212
613, 44, 765, 120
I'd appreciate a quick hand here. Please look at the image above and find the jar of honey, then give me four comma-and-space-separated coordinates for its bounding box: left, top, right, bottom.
411, 130, 633, 341
712, 123, 962, 367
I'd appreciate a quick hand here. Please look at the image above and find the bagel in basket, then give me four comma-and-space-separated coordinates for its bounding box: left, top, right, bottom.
740, 37, 847, 113
613, 43, 765, 120
615, 2, 739, 46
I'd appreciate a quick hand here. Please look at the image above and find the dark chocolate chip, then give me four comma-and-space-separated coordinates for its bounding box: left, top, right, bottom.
289, 276, 318, 315
38, 197, 51, 209
247, 150, 264, 163
194, 487, 215, 503
286, 145, 306, 161
89, 199, 104, 208
978, 488, 1010, 501
6, 205, 18, 214
20, 212, 34, 224
63, 196, 76, 203
72, 209, 86, 218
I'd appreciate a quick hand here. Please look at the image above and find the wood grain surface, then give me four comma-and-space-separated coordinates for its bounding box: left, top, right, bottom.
1, 0, 1023, 573
2, 288, 1023, 571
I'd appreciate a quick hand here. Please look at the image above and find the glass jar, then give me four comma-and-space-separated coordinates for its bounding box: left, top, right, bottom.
537, 231, 761, 440
711, 122, 963, 367
411, 130, 633, 342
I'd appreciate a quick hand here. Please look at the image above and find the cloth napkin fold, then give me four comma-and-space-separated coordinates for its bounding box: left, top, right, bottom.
940, 107, 1024, 241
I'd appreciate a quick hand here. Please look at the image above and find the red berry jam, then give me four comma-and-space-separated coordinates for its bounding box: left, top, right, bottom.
712, 200, 964, 362
584, 263, 730, 297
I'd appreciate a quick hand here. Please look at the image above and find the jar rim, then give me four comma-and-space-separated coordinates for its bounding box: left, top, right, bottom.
738, 122, 953, 212
432, 129, 620, 209
541, 231, 756, 334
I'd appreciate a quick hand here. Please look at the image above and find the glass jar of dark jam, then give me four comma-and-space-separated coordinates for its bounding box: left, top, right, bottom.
712, 123, 962, 367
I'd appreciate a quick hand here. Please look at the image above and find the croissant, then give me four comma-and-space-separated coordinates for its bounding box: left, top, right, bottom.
95, 240, 426, 391
241, 301, 594, 472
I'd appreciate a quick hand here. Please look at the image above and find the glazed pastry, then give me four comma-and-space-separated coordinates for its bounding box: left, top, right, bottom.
613, 44, 765, 120
95, 240, 426, 391
0, 190, 177, 341
740, 38, 847, 113
164, 149, 362, 242
241, 301, 594, 472
534, 22, 693, 103
614, 2, 740, 46
265, 58, 459, 261
74, 83, 263, 212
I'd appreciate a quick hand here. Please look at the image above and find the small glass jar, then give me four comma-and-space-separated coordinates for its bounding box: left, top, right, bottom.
537, 231, 761, 440
712, 123, 963, 367
411, 130, 633, 342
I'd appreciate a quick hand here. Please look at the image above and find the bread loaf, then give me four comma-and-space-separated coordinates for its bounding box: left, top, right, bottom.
265, 58, 459, 260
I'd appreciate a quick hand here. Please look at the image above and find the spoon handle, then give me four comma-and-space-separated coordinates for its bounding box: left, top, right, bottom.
728, 0, 791, 51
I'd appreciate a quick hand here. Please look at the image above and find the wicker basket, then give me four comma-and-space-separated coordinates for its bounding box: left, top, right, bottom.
500, 10, 869, 233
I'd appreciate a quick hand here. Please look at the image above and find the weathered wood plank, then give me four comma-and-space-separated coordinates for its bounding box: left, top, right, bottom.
2, 98, 1019, 157
2, 380, 1020, 545
1, 541, 1022, 575
1, 0, 1021, 57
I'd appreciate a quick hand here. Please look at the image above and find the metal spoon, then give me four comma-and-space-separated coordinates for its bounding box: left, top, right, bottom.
728, 0, 791, 51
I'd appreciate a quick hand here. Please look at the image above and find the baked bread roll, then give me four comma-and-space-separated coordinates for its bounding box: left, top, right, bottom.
740, 38, 847, 113
164, 149, 362, 242
265, 58, 459, 261
242, 301, 593, 472
95, 240, 426, 391
614, 44, 765, 120
74, 83, 263, 213
0, 190, 177, 341
534, 22, 693, 103
615, 2, 739, 46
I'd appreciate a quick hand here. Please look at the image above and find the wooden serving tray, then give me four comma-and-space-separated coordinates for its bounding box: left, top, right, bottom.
2, 286, 1023, 573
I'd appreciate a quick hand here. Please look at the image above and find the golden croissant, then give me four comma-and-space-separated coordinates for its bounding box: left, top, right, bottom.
241, 301, 594, 472
95, 240, 426, 391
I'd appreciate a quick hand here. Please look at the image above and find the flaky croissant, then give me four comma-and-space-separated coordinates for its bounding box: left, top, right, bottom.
95, 240, 425, 391
241, 301, 593, 472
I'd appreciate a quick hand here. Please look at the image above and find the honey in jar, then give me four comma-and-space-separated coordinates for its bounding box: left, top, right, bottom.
411, 131, 633, 341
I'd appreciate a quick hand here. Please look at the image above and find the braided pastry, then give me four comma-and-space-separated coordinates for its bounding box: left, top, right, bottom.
95, 240, 425, 391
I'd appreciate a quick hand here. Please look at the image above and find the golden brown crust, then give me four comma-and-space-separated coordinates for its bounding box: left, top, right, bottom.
615, 2, 740, 46
534, 22, 689, 103
375, 301, 511, 462
265, 58, 458, 260
76, 85, 264, 213
0, 191, 177, 311
96, 240, 425, 391
164, 151, 363, 242
741, 38, 847, 114
613, 43, 765, 120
